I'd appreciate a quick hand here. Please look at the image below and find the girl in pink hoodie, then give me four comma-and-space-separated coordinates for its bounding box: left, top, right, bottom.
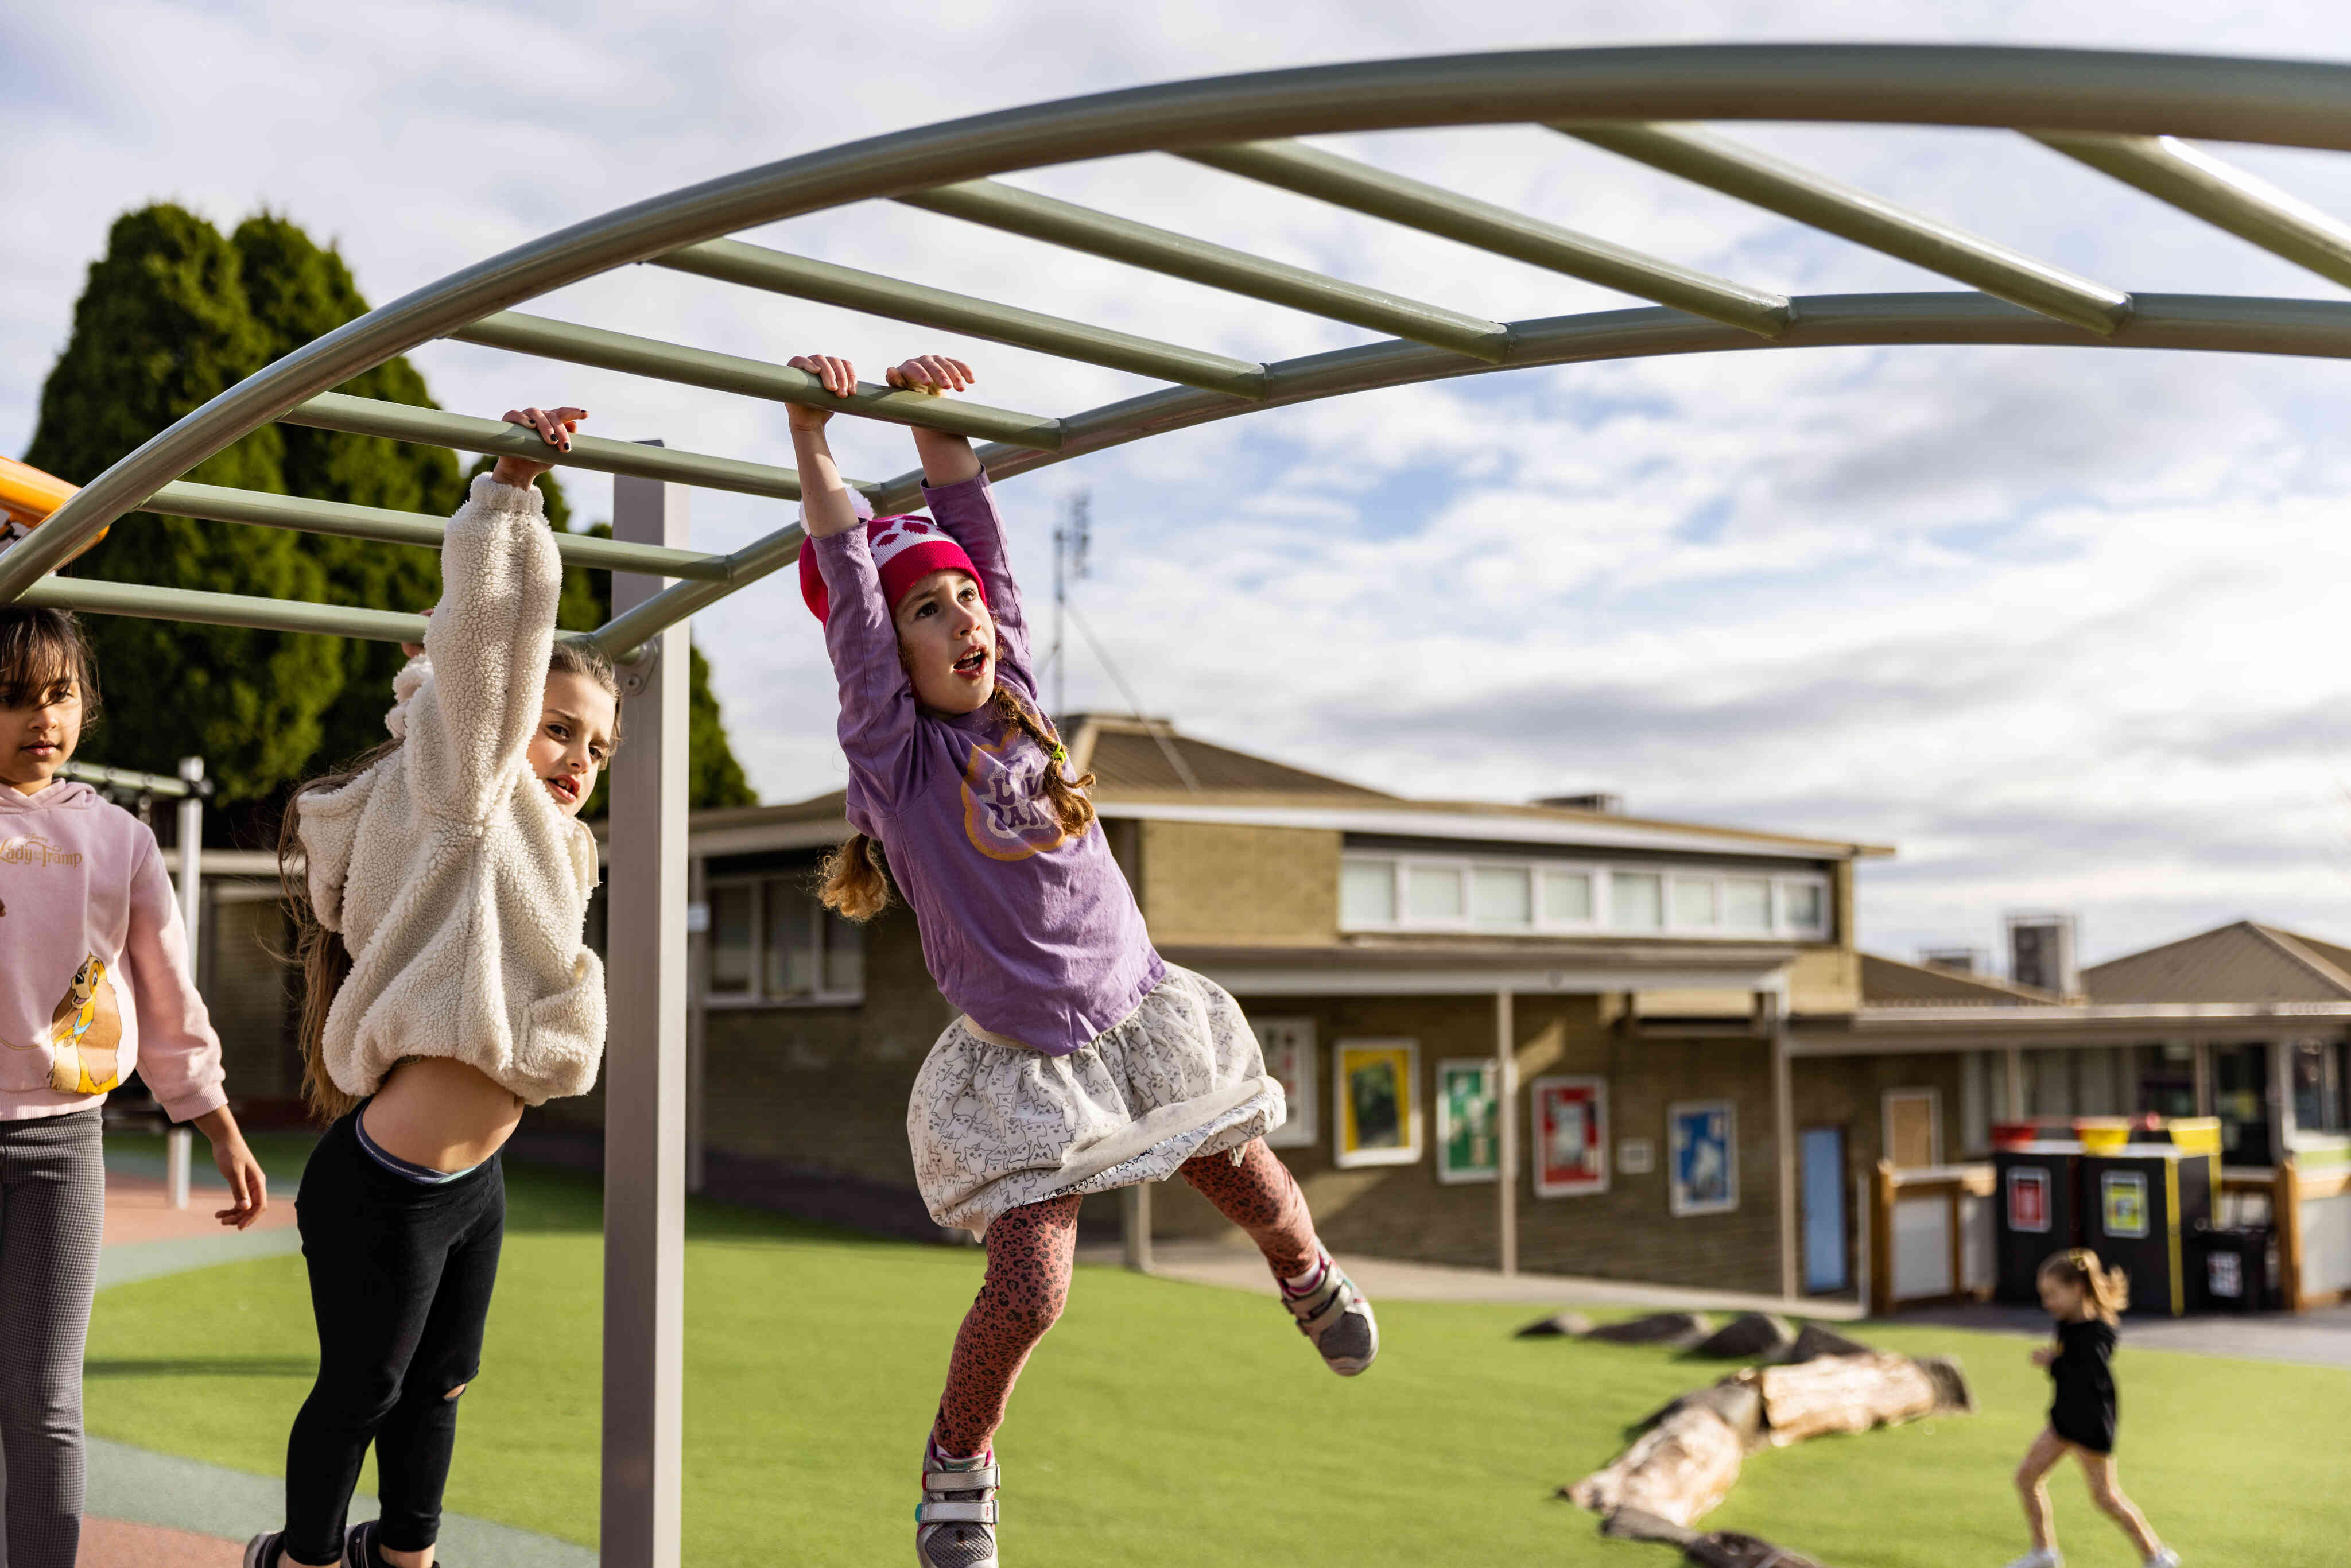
0, 606, 268, 1568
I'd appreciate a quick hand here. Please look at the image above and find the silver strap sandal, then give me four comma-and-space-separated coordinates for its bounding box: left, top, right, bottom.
916, 1453, 1001, 1568
1285, 1252, 1380, 1376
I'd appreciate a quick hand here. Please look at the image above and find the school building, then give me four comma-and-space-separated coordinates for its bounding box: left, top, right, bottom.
171, 715, 2351, 1310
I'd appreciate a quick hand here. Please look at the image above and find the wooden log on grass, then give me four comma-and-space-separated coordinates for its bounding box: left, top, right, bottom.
1747, 1352, 1972, 1446
1564, 1402, 1747, 1527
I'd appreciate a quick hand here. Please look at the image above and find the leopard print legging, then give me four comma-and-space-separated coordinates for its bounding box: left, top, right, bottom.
930, 1139, 1317, 1457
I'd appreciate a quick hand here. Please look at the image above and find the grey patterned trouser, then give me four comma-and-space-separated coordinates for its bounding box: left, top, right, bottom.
0, 1109, 105, 1568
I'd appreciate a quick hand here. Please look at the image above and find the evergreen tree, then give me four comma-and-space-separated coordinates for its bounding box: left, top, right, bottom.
25, 205, 342, 803
231, 215, 462, 770
25, 201, 758, 816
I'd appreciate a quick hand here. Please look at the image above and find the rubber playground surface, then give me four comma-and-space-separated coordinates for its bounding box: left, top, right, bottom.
84, 1142, 2350, 1567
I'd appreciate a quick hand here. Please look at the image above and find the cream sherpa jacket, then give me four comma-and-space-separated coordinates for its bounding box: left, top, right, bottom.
296, 473, 606, 1105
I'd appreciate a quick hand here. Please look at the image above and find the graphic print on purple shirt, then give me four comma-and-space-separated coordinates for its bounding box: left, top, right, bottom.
963, 725, 1078, 862
812, 472, 1165, 1055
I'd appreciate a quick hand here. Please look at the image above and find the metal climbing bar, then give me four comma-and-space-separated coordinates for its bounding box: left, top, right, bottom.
588, 519, 805, 662
1180, 138, 1794, 337
19, 573, 432, 643
2032, 132, 2351, 293
149, 480, 730, 579
450, 311, 1068, 449
278, 393, 878, 503
654, 239, 1269, 398
1562, 121, 2136, 335
898, 178, 1517, 360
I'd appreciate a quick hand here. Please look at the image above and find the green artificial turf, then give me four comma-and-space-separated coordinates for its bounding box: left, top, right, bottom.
84, 1161, 2349, 1567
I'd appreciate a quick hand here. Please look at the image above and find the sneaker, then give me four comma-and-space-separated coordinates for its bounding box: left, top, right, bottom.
242, 1535, 284, 1568
1282, 1249, 1379, 1376
2002, 1552, 2062, 1568
915, 1438, 999, 1568
2145, 1553, 2181, 1568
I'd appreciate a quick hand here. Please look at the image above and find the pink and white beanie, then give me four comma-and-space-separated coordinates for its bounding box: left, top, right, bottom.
799, 489, 983, 624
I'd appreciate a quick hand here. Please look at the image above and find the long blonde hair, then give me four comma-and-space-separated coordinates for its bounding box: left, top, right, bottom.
819, 686, 1093, 921
2040, 1247, 2129, 1323
278, 642, 621, 1122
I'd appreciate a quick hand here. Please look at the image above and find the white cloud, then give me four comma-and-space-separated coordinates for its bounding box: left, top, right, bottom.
7, 0, 2351, 967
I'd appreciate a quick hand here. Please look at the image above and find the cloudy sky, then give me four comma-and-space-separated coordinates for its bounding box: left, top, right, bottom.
7, 2, 2351, 968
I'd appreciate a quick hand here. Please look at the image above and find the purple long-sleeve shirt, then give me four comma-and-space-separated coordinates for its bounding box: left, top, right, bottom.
812, 472, 1164, 1056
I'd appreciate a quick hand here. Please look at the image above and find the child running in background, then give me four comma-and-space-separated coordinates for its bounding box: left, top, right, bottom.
0, 606, 269, 1568
246, 405, 618, 1568
2005, 1248, 2179, 1568
788, 350, 1378, 1568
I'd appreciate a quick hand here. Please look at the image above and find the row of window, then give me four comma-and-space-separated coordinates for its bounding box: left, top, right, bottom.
705, 876, 864, 1004
1340, 853, 1830, 939
688, 853, 1832, 1008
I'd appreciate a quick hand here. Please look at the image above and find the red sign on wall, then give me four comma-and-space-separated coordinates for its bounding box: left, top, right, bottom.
2007, 1167, 2051, 1233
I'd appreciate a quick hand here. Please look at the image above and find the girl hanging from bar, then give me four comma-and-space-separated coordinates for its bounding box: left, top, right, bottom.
789, 351, 1378, 1568
249, 406, 618, 1568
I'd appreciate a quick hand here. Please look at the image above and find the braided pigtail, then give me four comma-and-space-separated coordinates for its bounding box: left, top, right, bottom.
990, 686, 1095, 837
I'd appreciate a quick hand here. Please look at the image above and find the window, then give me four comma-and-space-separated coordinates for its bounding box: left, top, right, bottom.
1541, 869, 1594, 923
1336, 852, 1832, 940
2292, 1039, 2349, 1135
1472, 866, 1531, 926
1404, 863, 1465, 921
1723, 876, 1771, 932
709, 884, 755, 995
703, 873, 864, 1005
1340, 859, 1396, 925
1613, 872, 1663, 931
1671, 875, 1718, 929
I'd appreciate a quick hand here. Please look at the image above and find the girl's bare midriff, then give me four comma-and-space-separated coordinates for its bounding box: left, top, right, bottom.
360, 1055, 527, 1171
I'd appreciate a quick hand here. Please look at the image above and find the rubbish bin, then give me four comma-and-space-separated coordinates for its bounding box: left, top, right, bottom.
1993, 1143, 2082, 1305
2189, 1222, 2273, 1313
2081, 1143, 2214, 1316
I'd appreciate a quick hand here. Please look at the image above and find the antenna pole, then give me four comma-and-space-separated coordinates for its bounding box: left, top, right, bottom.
1052, 491, 1089, 721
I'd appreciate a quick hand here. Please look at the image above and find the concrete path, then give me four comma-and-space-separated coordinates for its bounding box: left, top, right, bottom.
82, 1436, 596, 1568
53, 1161, 598, 1567
1099, 1237, 1868, 1321
1893, 1299, 2351, 1369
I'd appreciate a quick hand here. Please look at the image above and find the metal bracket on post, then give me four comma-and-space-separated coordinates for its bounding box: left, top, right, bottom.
613, 639, 661, 698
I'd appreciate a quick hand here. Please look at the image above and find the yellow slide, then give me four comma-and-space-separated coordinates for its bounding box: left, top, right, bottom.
0, 455, 107, 560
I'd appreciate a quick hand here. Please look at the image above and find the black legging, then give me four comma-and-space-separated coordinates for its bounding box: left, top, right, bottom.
282, 1111, 504, 1562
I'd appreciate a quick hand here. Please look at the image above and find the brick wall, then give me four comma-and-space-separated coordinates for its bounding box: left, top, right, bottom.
1138, 822, 1338, 946
1146, 992, 1794, 1295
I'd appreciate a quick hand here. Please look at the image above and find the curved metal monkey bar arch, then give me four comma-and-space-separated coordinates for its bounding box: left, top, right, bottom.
13, 44, 2351, 1568
9, 44, 2351, 651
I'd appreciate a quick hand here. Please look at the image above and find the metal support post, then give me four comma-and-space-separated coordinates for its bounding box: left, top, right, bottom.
2003, 1046, 2027, 1121
602, 460, 690, 1568
1772, 1022, 1798, 1301
1122, 1181, 1153, 1272
685, 856, 708, 1196
166, 1124, 192, 1210
174, 757, 204, 979
1496, 989, 1517, 1278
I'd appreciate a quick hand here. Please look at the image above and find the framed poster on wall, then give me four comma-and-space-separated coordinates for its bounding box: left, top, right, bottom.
2006, 1167, 2051, 1233
1436, 1059, 1500, 1184
2102, 1171, 2148, 1238
1252, 1016, 1317, 1150
1334, 1039, 1421, 1169
1667, 1099, 1738, 1217
1531, 1076, 1608, 1197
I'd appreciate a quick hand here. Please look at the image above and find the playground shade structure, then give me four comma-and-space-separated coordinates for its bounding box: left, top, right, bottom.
10, 43, 2351, 1568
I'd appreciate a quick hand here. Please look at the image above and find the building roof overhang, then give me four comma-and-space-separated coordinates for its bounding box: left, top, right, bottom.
1166, 937, 1797, 998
